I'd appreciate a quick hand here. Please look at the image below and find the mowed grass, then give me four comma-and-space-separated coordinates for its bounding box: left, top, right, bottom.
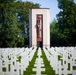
41, 49, 56, 75
23, 50, 38, 75
23, 49, 57, 75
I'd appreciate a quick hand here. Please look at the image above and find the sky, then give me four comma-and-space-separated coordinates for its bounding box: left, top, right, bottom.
22, 0, 76, 23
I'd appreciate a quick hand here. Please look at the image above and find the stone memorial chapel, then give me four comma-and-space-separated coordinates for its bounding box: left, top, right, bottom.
29, 8, 50, 48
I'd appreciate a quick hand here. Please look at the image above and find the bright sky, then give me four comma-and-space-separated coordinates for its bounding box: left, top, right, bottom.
22, 0, 76, 23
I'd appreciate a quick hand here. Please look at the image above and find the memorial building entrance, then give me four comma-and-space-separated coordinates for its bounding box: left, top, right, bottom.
36, 14, 43, 47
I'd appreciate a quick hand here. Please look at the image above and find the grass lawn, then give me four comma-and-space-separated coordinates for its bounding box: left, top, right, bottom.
41, 49, 56, 75
23, 50, 38, 75
23, 49, 57, 75
1, 48, 75, 75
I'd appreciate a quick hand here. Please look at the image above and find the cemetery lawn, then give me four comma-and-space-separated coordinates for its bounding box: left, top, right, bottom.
23, 50, 38, 75
41, 49, 56, 75
23, 49, 57, 75
1, 47, 76, 75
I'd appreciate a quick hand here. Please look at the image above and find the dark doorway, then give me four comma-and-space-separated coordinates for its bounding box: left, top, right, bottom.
37, 42, 43, 48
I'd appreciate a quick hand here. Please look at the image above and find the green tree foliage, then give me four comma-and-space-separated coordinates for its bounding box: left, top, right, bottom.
50, 19, 60, 46
56, 0, 76, 46
0, 0, 22, 47
0, 0, 40, 47
16, 1, 40, 46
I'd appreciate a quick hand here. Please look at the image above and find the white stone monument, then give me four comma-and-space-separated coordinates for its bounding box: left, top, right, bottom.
29, 8, 50, 48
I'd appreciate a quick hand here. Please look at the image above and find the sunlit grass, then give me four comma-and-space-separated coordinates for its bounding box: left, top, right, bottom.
41, 49, 56, 75
22, 49, 56, 75
23, 50, 38, 75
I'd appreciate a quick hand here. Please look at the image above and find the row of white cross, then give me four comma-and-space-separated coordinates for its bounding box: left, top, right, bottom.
0, 47, 76, 75
43, 47, 76, 75
0, 47, 36, 75
32, 48, 46, 75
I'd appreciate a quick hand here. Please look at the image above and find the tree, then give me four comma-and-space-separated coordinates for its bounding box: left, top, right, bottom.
50, 19, 60, 46
56, 0, 76, 46
0, 0, 23, 47
16, 1, 40, 46
0, 0, 40, 47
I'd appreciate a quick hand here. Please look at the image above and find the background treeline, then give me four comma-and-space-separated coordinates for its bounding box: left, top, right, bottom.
0, 0, 76, 47
0, 0, 40, 47
50, 0, 76, 46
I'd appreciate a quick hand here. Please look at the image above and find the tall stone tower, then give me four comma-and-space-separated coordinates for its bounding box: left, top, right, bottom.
29, 8, 50, 48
